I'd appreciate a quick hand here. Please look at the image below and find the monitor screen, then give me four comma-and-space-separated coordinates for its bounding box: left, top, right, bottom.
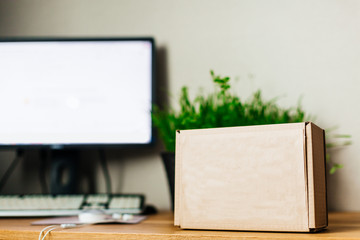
0, 38, 154, 148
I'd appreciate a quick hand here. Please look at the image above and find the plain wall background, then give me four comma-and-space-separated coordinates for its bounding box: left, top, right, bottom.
0, 0, 359, 211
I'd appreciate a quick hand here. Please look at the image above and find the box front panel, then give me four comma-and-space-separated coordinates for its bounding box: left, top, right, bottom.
177, 125, 309, 231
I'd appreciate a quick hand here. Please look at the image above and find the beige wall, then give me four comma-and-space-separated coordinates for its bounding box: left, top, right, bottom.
0, 0, 359, 211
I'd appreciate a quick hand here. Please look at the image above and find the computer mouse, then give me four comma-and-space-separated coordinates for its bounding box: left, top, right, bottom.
78, 209, 107, 223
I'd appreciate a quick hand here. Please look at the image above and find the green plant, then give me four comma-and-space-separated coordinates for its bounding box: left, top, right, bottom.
152, 71, 306, 152
152, 70, 350, 174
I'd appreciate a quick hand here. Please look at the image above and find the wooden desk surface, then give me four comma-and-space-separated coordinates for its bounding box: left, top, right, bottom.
0, 211, 360, 240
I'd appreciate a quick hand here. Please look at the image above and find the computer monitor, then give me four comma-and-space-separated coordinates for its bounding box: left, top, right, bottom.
0, 37, 155, 193
0, 38, 154, 147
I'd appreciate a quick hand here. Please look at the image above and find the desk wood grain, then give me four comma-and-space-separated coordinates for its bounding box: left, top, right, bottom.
0, 212, 360, 240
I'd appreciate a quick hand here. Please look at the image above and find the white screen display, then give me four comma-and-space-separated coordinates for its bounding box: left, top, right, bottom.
0, 39, 153, 146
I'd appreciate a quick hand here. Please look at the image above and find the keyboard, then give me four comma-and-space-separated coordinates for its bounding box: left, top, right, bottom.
0, 194, 145, 217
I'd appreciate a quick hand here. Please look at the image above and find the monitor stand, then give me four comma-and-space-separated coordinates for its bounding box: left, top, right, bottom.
50, 150, 80, 194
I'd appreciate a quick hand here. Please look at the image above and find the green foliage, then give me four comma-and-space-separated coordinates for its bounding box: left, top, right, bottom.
152, 71, 307, 152
325, 130, 352, 174
152, 71, 351, 174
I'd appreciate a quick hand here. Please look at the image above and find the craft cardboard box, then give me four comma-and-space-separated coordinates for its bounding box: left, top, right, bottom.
174, 122, 327, 232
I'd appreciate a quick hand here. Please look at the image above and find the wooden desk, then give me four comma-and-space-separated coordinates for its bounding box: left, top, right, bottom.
0, 212, 360, 240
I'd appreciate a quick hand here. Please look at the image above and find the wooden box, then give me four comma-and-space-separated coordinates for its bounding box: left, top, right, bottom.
174, 122, 327, 232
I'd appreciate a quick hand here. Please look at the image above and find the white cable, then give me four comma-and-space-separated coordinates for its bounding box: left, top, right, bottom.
61, 223, 77, 228
39, 224, 78, 240
41, 226, 59, 240
38, 225, 58, 240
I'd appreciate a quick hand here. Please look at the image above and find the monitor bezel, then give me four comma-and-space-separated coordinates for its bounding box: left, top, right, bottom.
0, 37, 156, 150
